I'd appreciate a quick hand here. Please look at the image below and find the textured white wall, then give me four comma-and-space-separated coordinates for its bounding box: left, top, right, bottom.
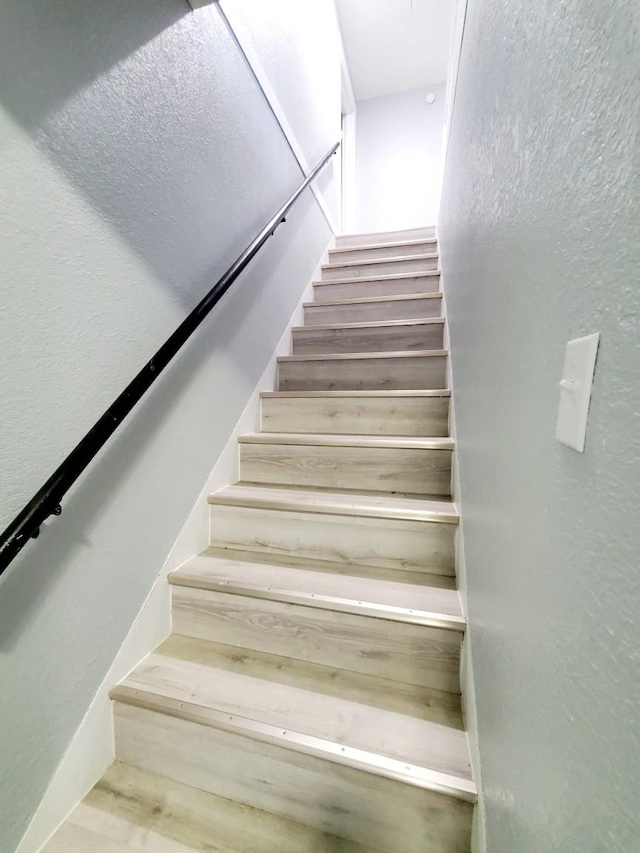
335, 0, 456, 101
355, 84, 446, 232
230, 0, 341, 167
0, 1, 339, 849
439, 0, 640, 850
222, 0, 342, 227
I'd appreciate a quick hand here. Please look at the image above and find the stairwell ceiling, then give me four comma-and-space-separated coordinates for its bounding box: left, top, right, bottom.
335, 0, 456, 101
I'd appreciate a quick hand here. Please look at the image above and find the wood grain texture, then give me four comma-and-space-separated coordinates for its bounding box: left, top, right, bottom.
43, 762, 378, 852
111, 687, 476, 800
170, 551, 463, 620
329, 240, 437, 263
313, 272, 441, 301
209, 505, 456, 575
321, 255, 438, 281
278, 351, 448, 391
158, 635, 464, 728
45, 224, 473, 853
181, 544, 458, 589
239, 433, 455, 449
304, 294, 442, 325
239, 441, 452, 495
114, 704, 473, 853
260, 392, 450, 436
208, 484, 458, 523
44, 823, 129, 853
117, 646, 469, 774
292, 319, 445, 355
170, 587, 462, 693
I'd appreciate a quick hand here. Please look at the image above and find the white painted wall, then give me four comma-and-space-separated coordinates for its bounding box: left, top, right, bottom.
335, 0, 456, 101
441, 0, 469, 162
0, 2, 340, 850
439, 0, 640, 850
354, 84, 446, 233
227, 0, 342, 227
340, 52, 358, 234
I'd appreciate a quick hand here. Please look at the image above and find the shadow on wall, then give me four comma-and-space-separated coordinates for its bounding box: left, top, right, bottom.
0, 3, 334, 848
0, 0, 317, 650
0, 192, 316, 652
0, 0, 303, 311
0, 298, 214, 653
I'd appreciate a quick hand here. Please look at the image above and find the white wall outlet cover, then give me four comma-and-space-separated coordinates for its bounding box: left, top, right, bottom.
556, 332, 600, 452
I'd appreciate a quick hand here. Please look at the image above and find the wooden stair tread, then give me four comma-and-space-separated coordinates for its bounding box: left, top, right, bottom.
43, 762, 377, 853
171, 550, 464, 629
322, 253, 439, 271
294, 317, 445, 332
238, 432, 454, 450
261, 389, 451, 398
177, 545, 457, 589
156, 635, 463, 729
315, 269, 440, 284
314, 272, 440, 292
329, 238, 437, 255
43, 823, 124, 853
306, 292, 442, 307
278, 349, 448, 363
113, 637, 475, 797
208, 483, 459, 524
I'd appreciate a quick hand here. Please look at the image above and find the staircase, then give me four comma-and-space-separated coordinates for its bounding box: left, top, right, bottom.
43, 227, 476, 852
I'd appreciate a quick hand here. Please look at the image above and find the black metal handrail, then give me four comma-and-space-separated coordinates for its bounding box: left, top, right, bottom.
0, 141, 340, 576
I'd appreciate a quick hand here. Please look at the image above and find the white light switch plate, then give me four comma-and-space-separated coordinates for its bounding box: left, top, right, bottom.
556, 333, 600, 452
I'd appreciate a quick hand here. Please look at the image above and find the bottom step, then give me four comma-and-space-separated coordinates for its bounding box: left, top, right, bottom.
43, 762, 378, 852
109, 635, 474, 853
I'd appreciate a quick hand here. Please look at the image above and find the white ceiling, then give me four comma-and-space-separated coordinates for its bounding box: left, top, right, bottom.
335, 0, 457, 102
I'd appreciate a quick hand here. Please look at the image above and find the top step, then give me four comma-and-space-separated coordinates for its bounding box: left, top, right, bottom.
336, 226, 436, 249
329, 238, 437, 264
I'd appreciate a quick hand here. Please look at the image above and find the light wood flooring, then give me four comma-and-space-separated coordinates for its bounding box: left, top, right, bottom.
43, 227, 475, 853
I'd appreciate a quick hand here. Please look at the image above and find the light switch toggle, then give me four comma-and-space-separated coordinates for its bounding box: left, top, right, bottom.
556, 332, 600, 452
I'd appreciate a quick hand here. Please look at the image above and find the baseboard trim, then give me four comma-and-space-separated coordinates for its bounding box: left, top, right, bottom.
441, 257, 487, 853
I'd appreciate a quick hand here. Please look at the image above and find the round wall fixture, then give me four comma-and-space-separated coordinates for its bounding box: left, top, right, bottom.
426, 92, 436, 104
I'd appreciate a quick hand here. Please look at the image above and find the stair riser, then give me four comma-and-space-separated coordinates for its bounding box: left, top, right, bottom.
330, 241, 437, 263
239, 444, 452, 496
172, 587, 461, 693
305, 296, 442, 325
292, 323, 444, 355
114, 704, 473, 853
314, 274, 440, 301
322, 256, 438, 281
278, 355, 447, 392
260, 395, 450, 436
336, 226, 436, 248
209, 505, 456, 576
